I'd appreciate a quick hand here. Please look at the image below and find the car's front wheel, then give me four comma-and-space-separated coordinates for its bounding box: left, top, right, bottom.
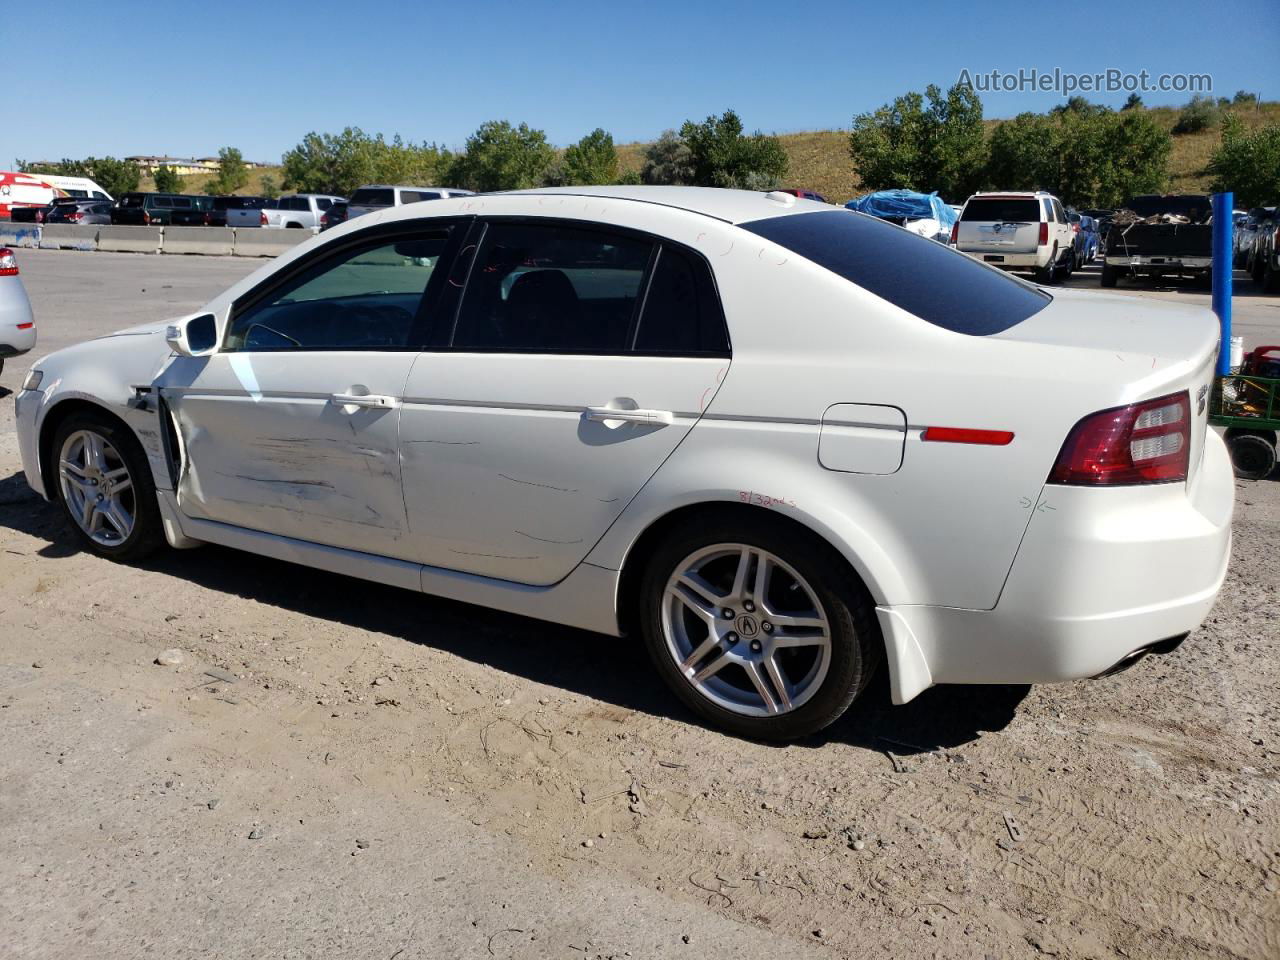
639, 514, 880, 740
52, 411, 165, 562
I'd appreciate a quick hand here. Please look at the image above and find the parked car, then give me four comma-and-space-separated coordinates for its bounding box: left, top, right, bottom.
110, 193, 203, 226
255, 194, 343, 230
319, 201, 349, 232
346, 185, 473, 220
168, 196, 215, 227
775, 188, 828, 203
1234, 208, 1272, 268
13, 187, 1233, 741
846, 189, 956, 243
44, 199, 114, 225
953, 191, 1075, 283
0, 247, 36, 379
12, 196, 84, 224
211, 196, 271, 228
1249, 205, 1280, 292
1067, 212, 1100, 266
1101, 195, 1213, 288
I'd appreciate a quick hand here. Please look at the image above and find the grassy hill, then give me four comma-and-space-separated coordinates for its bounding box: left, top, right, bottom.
156, 101, 1278, 205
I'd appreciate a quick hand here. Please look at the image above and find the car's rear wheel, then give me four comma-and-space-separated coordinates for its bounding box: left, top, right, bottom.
639, 515, 880, 740
1101, 262, 1119, 287
53, 412, 164, 561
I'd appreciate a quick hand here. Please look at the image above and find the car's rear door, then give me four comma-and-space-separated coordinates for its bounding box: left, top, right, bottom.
396, 217, 732, 585
159, 220, 467, 559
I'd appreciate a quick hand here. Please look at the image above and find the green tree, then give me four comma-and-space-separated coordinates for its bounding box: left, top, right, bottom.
559, 128, 618, 185
153, 165, 181, 193
1121, 93, 1144, 111
848, 82, 986, 201
281, 127, 448, 196
678, 109, 788, 189
207, 147, 249, 194
1207, 115, 1280, 208
640, 130, 693, 185
258, 174, 280, 199
1095, 108, 1171, 206
18, 156, 140, 197
1232, 90, 1259, 106
986, 112, 1060, 192
1172, 94, 1219, 134
448, 120, 554, 192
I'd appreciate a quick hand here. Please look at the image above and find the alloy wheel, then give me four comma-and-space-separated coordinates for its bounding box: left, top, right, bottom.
660, 543, 832, 717
58, 429, 136, 546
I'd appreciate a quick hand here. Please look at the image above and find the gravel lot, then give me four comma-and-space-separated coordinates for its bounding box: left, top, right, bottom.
1, 249, 1277, 960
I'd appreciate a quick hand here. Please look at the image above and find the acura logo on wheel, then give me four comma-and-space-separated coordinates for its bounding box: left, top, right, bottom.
736, 614, 759, 638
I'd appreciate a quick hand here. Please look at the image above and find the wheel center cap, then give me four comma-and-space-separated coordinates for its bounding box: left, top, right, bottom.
736, 614, 759, 638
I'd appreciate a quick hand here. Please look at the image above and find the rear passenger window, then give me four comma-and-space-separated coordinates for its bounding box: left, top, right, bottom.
633, 245, 729, 355
452, 222, 652, 353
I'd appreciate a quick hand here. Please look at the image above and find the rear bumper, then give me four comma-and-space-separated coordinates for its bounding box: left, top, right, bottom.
958, 249, 1046, 268
1107, 255, 1212, 271
879, 428, 1234, 702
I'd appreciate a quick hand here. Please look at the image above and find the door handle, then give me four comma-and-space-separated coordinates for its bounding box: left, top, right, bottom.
584, 405, 673, 427
330, 393, 396, 409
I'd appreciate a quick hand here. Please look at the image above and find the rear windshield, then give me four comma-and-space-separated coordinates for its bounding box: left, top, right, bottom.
119, 194, 145, 207
740, 209, 1051, 336
350, 188, 395, 206
961, 198, 1040, 223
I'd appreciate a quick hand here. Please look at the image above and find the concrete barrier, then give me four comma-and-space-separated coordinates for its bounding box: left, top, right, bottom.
38, 224, 99, 251
98, 225, 163, 254
163, 226, 234, 256
0, 223, 41, 248
233, 228, 311, 258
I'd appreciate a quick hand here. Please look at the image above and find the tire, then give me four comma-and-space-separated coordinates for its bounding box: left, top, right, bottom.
1101, 262, 1118, 287
51, 411, 165, 562
638, 513, 881, 741
1253, 254, 1265, 284
1035, 246, 1059, 285
1227, 434, 1277, 481
1265, 258, 1280, 294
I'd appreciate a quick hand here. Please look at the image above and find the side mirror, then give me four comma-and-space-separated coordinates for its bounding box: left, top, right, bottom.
166, 313, 218, 357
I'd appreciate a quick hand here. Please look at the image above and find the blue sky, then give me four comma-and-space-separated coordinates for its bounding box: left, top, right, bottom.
3, 0, 1275, 166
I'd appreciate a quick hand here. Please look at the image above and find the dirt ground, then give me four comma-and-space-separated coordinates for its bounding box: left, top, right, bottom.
1, 251, 1277, 959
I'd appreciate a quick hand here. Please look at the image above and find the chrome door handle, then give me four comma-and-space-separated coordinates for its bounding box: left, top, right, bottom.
584, 405, 673, 427
330, 393, 396, 409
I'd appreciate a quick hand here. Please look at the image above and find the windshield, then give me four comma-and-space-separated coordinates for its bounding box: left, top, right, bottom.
740, 209, 1051, 336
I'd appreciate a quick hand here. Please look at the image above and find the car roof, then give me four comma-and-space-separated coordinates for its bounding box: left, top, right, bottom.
495, 186, 831, 225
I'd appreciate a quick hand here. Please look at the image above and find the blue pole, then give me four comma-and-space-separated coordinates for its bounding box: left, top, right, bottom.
1212, 191, 1233, 375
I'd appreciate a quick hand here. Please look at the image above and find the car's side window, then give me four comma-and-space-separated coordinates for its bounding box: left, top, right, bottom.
451, 221, 653, 353
224, 230, 453, 353
632, 244, 730, 356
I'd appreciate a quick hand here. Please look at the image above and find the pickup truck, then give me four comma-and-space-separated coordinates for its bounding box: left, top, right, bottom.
1101, 195, 1213, 288
226, 194, 343, 230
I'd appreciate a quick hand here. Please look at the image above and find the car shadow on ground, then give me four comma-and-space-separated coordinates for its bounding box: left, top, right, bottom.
0, 471, 1026, 754
1067, 264, 1275, 298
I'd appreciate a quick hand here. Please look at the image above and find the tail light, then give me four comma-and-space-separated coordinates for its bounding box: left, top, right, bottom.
1038, 222, 1049, 245
1072, 222, 1080, 233
1049, 392, 1191, 486
0, 248, 18, 276
68, 211, 83, 222
260, 210, 269, 226
949, 221, 959, 245
203, 211, 211, 225
143, 211, 151, 225
320, 212, 329, 226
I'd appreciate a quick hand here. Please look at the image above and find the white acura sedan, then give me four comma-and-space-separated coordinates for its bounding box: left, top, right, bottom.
14, 187, 1233, 739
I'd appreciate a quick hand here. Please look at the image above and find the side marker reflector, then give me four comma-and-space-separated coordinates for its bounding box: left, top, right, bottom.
923, 426, 1015, 446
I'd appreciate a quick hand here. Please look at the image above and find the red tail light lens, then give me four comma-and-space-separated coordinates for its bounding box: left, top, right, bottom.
0, 248, 18, 276
143, 211, 151, 225
260, 210, 269, 226
68, 211, 83, 222
949, 221, 959, 245
1038, 222, 1049, 245
1049, 392, 1191, 485
320, 212, 329, 226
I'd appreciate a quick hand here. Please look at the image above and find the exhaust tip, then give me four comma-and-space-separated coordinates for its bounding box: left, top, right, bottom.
1094, 632, 1189, 679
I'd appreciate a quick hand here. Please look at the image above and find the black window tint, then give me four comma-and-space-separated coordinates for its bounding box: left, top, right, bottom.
961, 198, 1040, 223
453, 222, 652, 353
350, 188, 394, 206
225, 231, 452, 352
633, 244, 729, 355
317, 198, 332, 210
740, 210, 1051, 336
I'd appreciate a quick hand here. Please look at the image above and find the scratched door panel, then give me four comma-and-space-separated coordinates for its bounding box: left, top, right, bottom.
159, 352, 417, 558
398, 353, 728, 585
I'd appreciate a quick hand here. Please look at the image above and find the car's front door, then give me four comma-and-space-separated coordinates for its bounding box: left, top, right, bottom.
397, 218, 733, 585
159, 222, 463, 558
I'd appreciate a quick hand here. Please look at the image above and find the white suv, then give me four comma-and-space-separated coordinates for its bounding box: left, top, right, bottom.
346, 185, 475, 221
953, 191, 1075, 284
